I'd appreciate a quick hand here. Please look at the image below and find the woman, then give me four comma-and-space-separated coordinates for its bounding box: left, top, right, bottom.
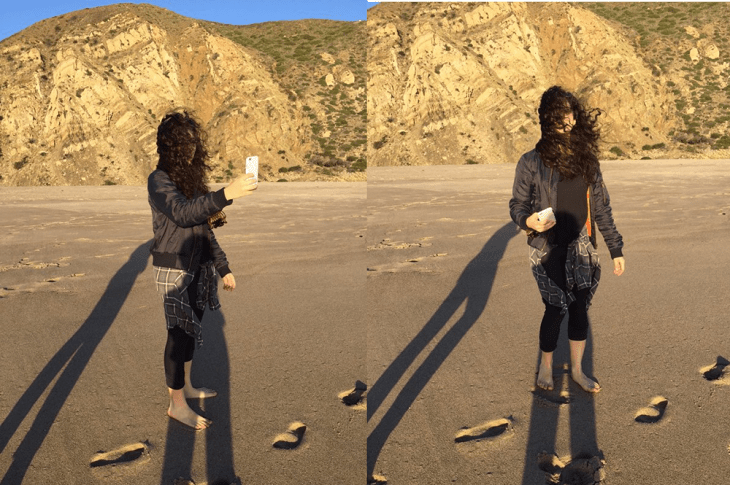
509, 86, 625, 393
148, 110, 257, 429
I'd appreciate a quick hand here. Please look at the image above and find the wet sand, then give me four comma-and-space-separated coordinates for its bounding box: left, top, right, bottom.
367, 160, 730, 484
0, 182, 365, 484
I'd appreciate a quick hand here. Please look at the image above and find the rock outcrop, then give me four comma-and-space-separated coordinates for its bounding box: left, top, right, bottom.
0, 4, 365, 186
367, 2, 676, 166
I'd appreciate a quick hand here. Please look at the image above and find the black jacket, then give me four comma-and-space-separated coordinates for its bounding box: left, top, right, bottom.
148, 169, 233, 276
509, 149, 624, 259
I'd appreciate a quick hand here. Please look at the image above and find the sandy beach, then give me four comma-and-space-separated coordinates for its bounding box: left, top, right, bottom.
1, 159, 729, 484
367, 160, 730, 484
0, 182, 365, 484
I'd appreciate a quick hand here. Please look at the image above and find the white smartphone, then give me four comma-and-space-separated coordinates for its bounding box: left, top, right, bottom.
537, 207, 556, 223
245, 156, 258, 181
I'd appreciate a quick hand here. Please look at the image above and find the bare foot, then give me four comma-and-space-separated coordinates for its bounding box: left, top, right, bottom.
167, 403, 211, 430
537, 363, 554, 391
571, 371, 601, 393
183, 385, 218, 399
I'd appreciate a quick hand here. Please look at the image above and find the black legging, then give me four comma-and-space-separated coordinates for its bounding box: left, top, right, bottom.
164, 271, 204, 389
539, 246, 590, 353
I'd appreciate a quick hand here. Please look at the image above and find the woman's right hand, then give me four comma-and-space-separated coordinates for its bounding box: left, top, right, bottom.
224, 173, 258, 200
526, 212, 556, 233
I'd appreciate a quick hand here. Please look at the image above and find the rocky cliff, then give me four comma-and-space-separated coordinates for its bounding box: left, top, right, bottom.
0, 3, 366, 186
584, 2, 730, 155
367, 2, 730, 166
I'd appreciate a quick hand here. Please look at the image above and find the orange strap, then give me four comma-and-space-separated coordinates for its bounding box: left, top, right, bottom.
586, 188, 592, 237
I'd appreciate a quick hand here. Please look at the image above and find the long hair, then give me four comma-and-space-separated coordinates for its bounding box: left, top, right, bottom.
156, 110, 212, 198
535, 86, 601, 183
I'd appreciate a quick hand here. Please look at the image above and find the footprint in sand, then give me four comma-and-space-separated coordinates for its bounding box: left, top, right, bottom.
339, 380, 367, 408
634, 396, 669, 423
399, 254, 448, 264
89, 441, 151, 469
701, 356, 729, 381
454, 417, 513, 443
1, 258, 66, 271
367, 474, 387, 484
532, 388, 571, 407
367, 239, 431, 251
538, 452, 605, 485
272, 422, 306, 449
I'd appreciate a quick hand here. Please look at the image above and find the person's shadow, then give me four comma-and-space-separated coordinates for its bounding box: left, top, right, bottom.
0, 241, 152, 485
520, 321, 601, 484
160, 309, 237, 485
367, 222, 519, 479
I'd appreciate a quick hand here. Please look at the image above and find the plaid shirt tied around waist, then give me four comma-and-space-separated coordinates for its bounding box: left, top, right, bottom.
153, 261, 220, 347
529, 225, 601, 316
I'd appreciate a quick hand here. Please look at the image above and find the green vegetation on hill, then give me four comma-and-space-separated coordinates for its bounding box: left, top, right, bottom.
205, 19, 367, 174
3, 3, 199, 46
584, 2, 730, 152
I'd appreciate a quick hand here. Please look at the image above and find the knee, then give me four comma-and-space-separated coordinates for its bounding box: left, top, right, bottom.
165, 328, 192, 358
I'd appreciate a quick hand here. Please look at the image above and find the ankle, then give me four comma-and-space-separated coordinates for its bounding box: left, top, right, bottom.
540, 351, 553, 367
571, 367, 583, 376
169, 388, 187, 406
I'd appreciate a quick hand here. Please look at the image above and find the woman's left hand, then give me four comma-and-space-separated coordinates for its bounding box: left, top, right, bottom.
222, 273, 236, 291
613, 257, 625, 276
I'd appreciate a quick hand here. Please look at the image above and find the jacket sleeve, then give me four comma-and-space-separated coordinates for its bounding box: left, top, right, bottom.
592, 171, 624, 259
208, 229, 231, 278
509, 153, 534, 231
148, 170, 231, 228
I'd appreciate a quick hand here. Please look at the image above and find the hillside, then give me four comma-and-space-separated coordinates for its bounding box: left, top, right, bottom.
367, 2, 730, 167
0, 3, 366, 186
584, 2, 730, 154
205, 19, 367, 174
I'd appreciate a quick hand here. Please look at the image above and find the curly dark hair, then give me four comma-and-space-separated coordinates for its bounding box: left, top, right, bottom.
156, 110, 212, 199
536, 86, 602, 184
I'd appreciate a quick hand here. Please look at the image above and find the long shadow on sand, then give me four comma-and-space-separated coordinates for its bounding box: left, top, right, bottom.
367, 222, 519, 478
520, 325, 600, 484
0, 241, 152, 485
160, 309, 238, 485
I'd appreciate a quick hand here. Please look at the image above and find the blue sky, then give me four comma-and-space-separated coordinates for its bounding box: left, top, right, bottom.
1, 0, 370, 42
